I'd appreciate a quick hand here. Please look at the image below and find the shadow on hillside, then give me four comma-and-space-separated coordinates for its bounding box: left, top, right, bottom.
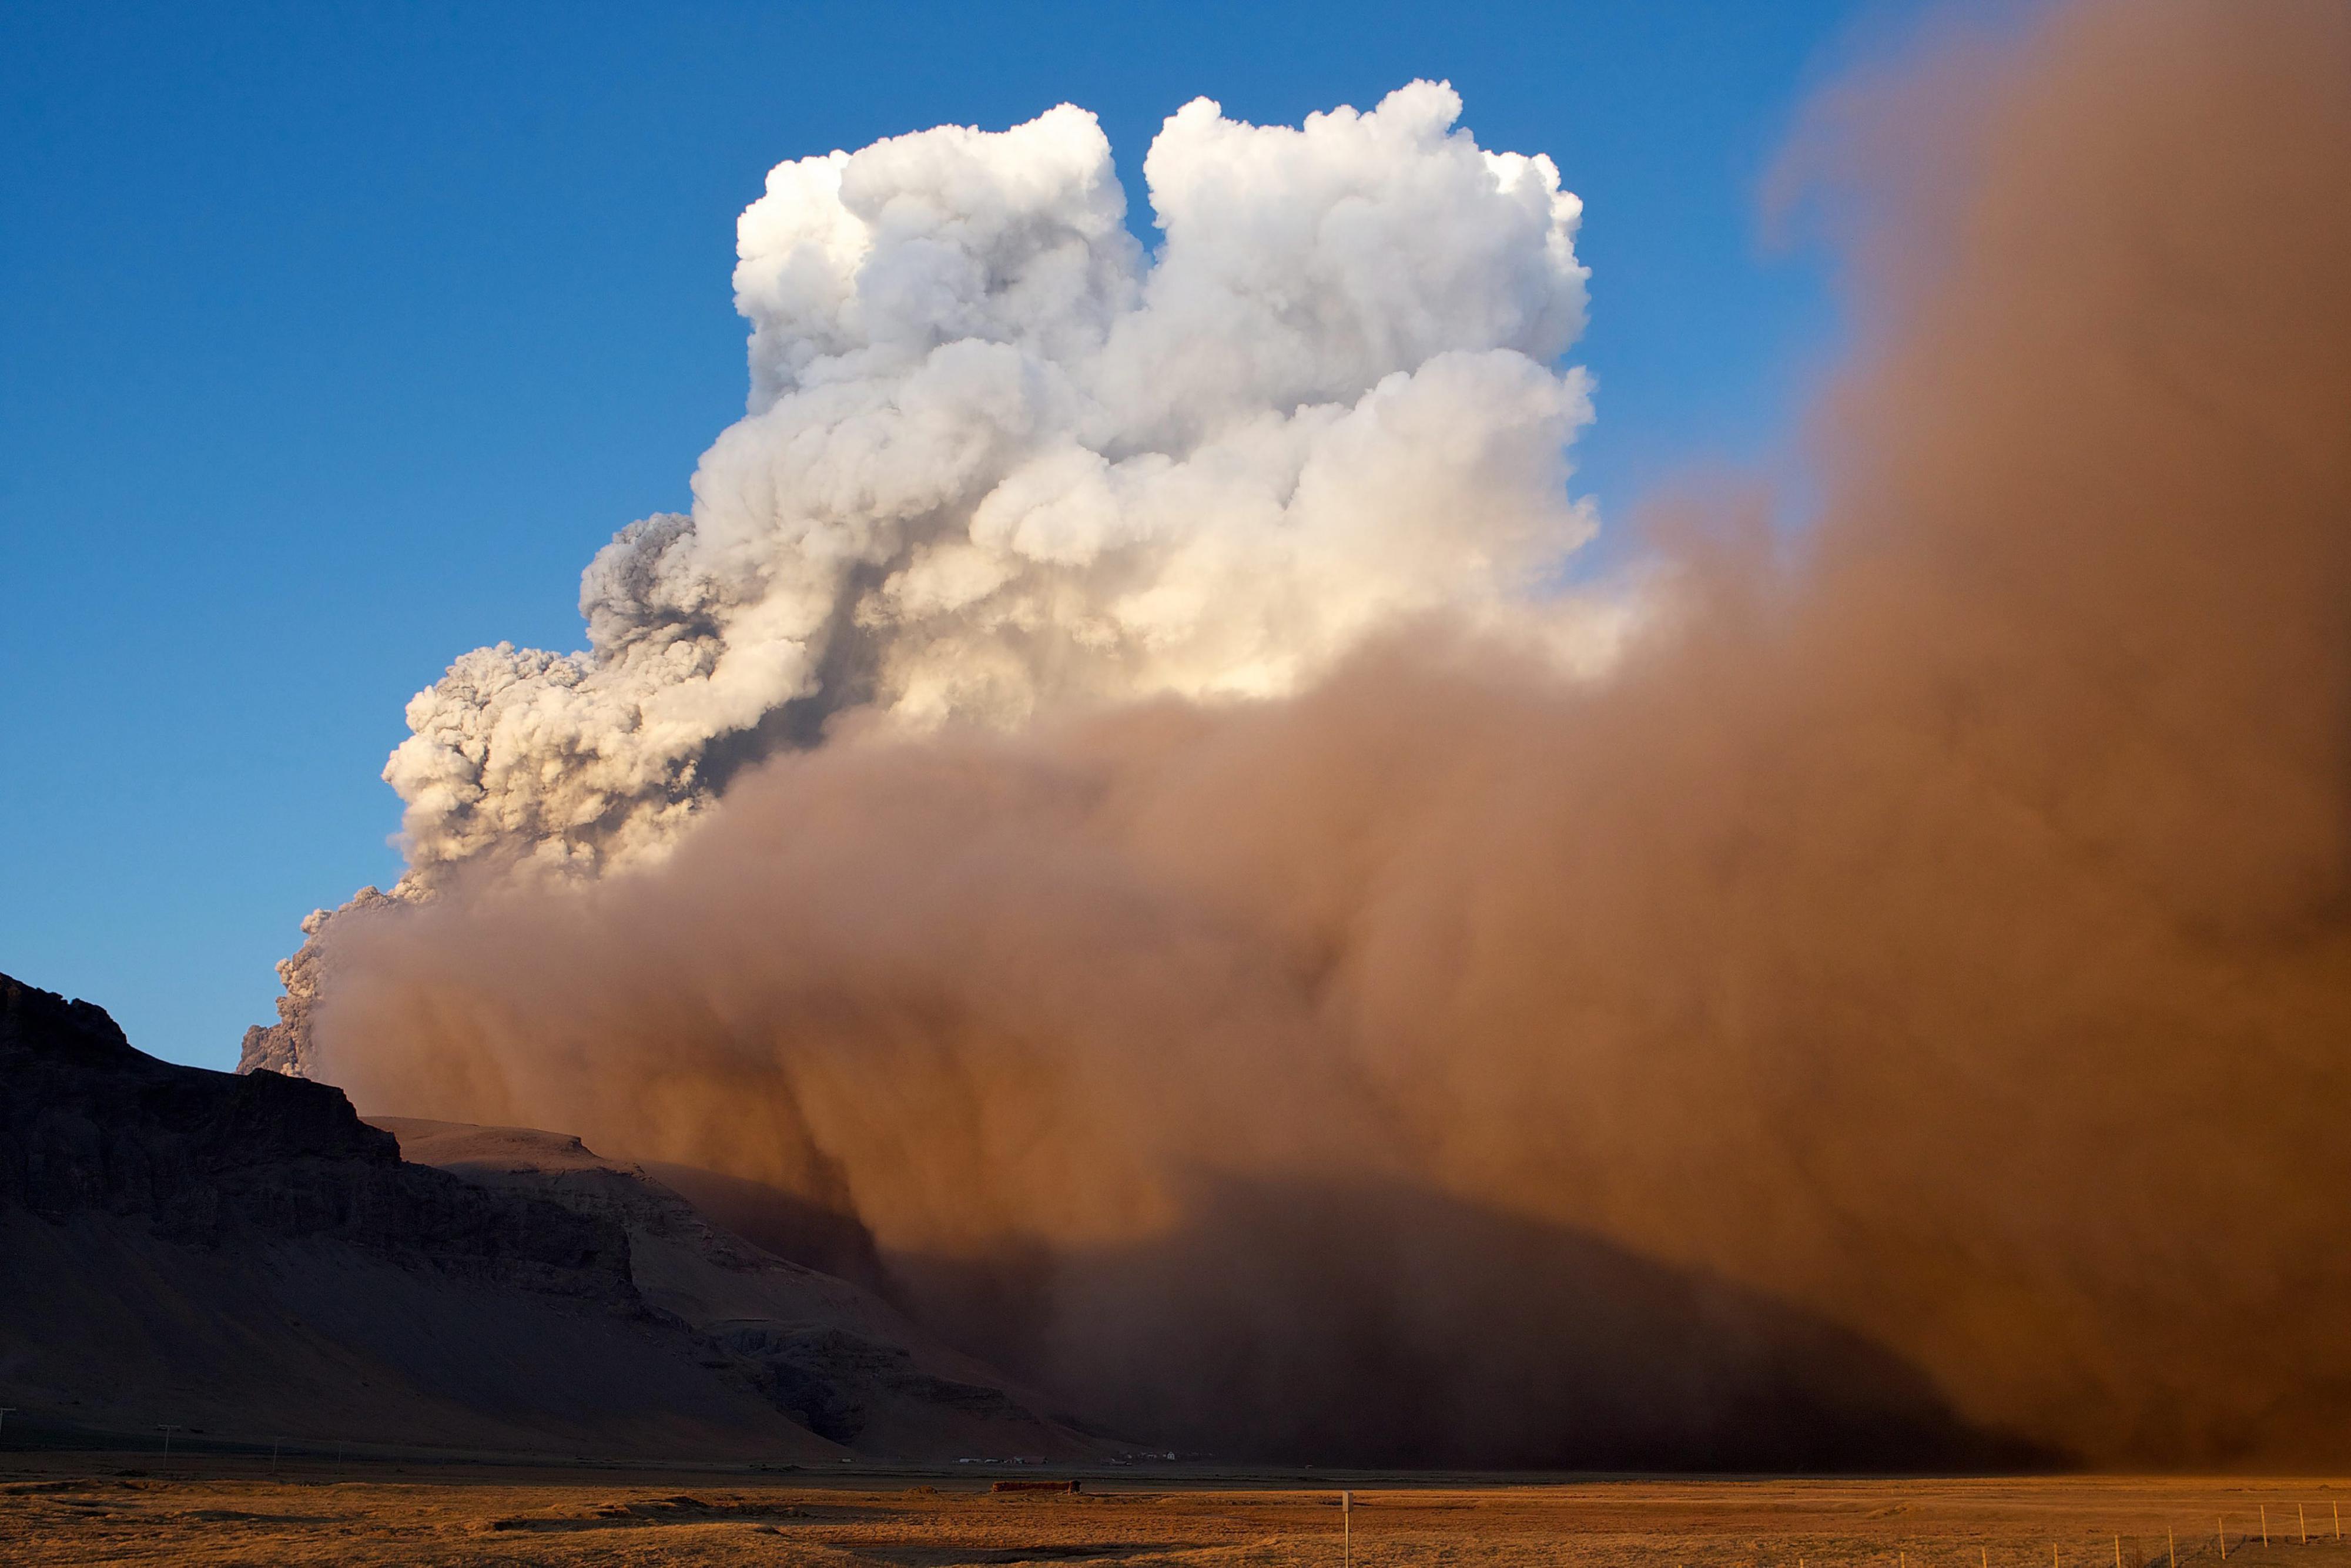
875, 1178, 2049, 1472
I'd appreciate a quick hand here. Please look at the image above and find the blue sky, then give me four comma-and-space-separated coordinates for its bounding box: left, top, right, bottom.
1, 0, 1924, 1069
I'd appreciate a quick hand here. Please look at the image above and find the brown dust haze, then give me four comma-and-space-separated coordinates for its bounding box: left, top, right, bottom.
313, 0, 2351, 1470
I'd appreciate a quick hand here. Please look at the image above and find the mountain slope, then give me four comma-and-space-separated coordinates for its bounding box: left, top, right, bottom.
0, 972, 1093, 1460
373, 1117, 1105, 1458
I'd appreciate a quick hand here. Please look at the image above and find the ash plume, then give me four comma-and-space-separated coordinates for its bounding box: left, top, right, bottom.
246, 82, 1602, 1078
387, 82, 1598, 884
286, 0, 2349, 1469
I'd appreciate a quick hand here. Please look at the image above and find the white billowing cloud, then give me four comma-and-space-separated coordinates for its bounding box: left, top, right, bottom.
383, 81, 1598, 882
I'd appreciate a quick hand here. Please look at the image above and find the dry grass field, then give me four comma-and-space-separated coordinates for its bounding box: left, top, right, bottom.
2, 1459, 2346, 1568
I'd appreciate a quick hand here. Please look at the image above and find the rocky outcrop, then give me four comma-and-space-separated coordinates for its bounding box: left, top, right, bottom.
2, 971, 1106, 1462
374, 1117, 1110, 1459
4, 971, 627, 1292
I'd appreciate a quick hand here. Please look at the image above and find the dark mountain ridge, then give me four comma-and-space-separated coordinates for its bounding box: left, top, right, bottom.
0, 972, 1094, 1461
4, 972, 628, 1289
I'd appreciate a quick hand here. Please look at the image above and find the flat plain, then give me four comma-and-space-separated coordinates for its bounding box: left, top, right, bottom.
3, 1459, 2347, 1568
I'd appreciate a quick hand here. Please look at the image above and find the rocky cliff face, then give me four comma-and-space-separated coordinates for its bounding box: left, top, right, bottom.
1, 972, 1101, 1461
375, 1117, 1106, 1458
4, 971, 628, 1291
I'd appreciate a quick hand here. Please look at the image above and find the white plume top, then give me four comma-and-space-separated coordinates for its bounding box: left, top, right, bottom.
384, 82, 1596, 880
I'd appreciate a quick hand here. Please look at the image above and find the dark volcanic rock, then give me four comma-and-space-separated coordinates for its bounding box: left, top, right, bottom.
2, 973, 628, 1290
372, 1116, 1112, 1460
0, 971, 1103, 1462
0, 971, 832, 1457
